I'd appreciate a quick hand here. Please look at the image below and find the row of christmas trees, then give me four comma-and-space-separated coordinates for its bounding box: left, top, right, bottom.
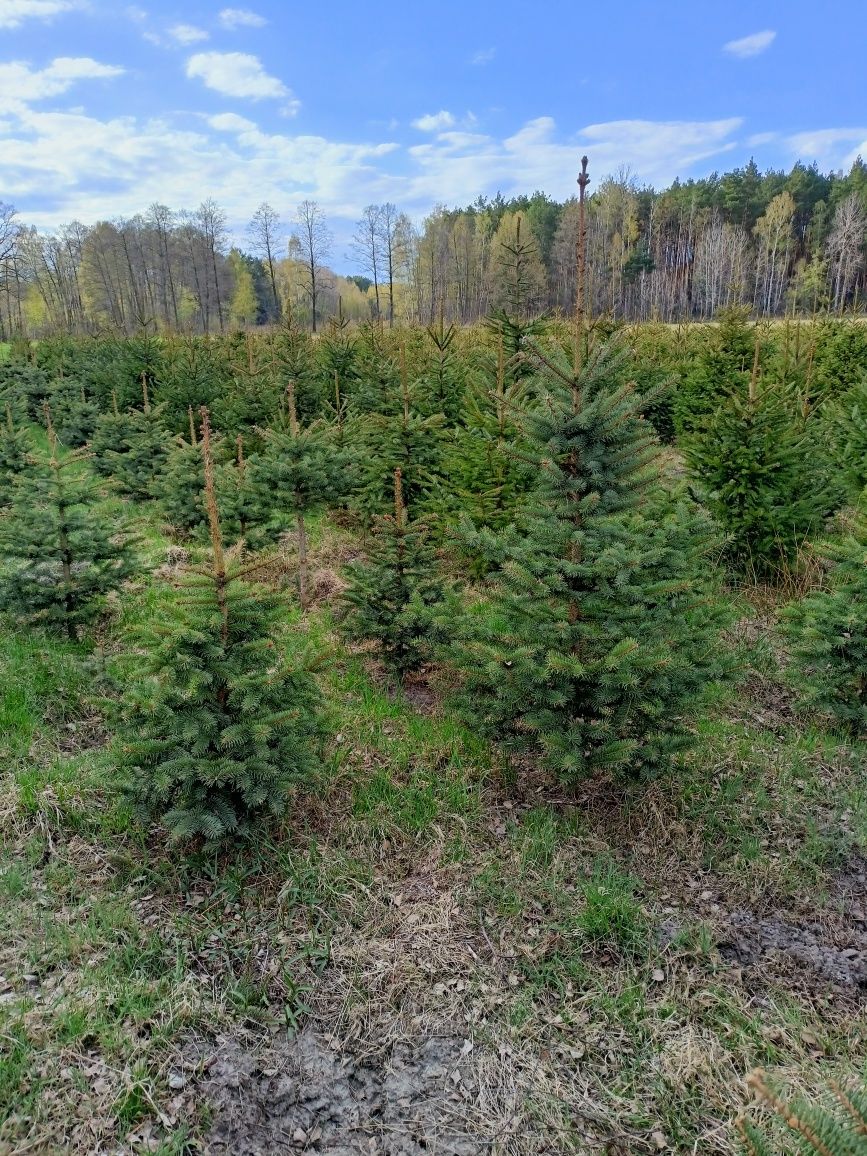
1, 321, 866, 848
6, 310, 867, 585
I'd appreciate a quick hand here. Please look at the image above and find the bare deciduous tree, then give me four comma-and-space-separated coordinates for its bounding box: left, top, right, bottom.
248, 202, 282, 320
827, 193, 867, 313
289, 200, 332, 333
351, 205, 382, 319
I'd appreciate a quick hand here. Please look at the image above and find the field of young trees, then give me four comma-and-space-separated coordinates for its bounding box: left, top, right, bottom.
1, 155, 866, 338
3, 130, 867, 1156
1, 288, 867, 1154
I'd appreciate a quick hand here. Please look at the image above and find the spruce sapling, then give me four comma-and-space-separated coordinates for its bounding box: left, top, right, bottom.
781, 513, 867, 734
120, 407, 322, 846
0, 409, 135, 639
255, 379, 342, 608
341, 467, 449, 677
451, 338, 728, 783
0, 404, 32, 508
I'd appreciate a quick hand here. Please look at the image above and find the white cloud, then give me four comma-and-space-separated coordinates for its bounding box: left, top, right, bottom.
747, 131, 777, 147
723, 30, 776, 59
0, 57, 123, 109
412, 110, 456, 132
186, 52, 296, 110
168, 23, 208, 44
0, 0, 83, 27
208, 112, 257, 133
405, 116, 744, 208
218, 7, 266, 29
787, 127, 867, 170
0, 103, 399, 232
0, 108, 746, 248
470, 47, 496, 66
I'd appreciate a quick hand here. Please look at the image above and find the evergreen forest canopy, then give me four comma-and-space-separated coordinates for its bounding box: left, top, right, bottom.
1, 155, 866, 337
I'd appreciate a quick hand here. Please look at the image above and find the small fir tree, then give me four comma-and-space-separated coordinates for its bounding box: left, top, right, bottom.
451, 338, 729, 783
415, 314, 468, 423
0, 413, 135, 639
684, 369, 836, 578
0, 362, 53, 421
674, 307, 755, 436
353, 348, 445, 524
120, 408, 322, 845
439, 335, 531, 543
822, 377, 867, 501
90, 388, 171, 499
317, 304, 359, 408
50, 380, 100, 448
150, 435, 208, 536
255, 380, 343, 607
0, 405, 32, 507
781, 514, 867, 734
215, 435, 269, 549
341, 467, 449, 676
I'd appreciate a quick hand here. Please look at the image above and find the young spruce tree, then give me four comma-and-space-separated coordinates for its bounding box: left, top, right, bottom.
255, 380, 343, 608
342, 467, 448, 676
781, 513, 867, 735
120, 408, 322, 846
0, 412, 134, 639
452, 338, 728, 783
0, 405, 32, 507
684, 355, 835, 579
91, 386, 170, 500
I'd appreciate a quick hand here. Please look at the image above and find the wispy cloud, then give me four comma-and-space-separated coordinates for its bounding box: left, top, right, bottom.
406, 117, 744, 209
0, 0, 83, 28
412, 110, 456, 132
218, 7, 266, 29
787, 127, 867, 170
723, 30, 776, 59
747, 131, 777, 147
0, 105, 753, 251
470, 47, 496, 66
0, 56, 123, 108
168, 23, 208, 45
186, 51, 297, 112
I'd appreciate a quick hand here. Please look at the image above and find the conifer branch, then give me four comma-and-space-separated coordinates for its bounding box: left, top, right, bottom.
747, 1070, 836, 1156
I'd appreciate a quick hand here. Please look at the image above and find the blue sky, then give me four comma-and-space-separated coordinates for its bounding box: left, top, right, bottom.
1, 0, 866, 262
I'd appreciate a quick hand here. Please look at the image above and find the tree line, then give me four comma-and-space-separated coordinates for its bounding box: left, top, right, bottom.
1, 156, 865, 337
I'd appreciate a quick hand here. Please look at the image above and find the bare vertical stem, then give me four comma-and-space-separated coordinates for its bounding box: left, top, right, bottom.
200, 406, 228, 645
400, 343, 410, 424
286, 379, 299, 437
749, 330, 761, 404
188, 406, 198, 446
393, 466, 406, 530
575, 154, 591, 382
297, 509, 309, 610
